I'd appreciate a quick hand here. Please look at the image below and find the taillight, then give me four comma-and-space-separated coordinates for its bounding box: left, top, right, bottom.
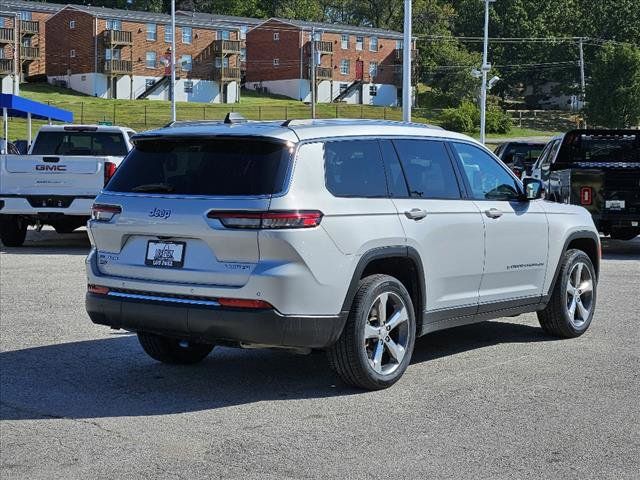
218, 298, 273, 309
208, 210, 323, 229
580, 187, 593, 205
104, 161, 117, 185
88, 284, 110, 295
91, 203, 121, 222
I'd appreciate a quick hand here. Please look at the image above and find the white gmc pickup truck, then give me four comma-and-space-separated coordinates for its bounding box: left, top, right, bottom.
0, 125, 135, 246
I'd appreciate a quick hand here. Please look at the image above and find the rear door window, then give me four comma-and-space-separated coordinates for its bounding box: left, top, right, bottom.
324, 139, 388, 197
31, 132, 128, 156
107, 138, 292, 196
392, 139, 461, 199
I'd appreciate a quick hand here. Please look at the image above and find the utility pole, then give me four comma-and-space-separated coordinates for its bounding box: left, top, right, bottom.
310, 27, 316, 119
578, 37, 587, 128
479, 0, 495, 144
170, 0, 176, 123
402, 0, 412, 122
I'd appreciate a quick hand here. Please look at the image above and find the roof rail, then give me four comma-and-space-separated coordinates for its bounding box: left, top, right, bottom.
224, 112, 247, 124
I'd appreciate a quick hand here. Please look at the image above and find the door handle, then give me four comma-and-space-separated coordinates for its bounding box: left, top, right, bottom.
485, 208, 503, 219
404, 208, 428, 221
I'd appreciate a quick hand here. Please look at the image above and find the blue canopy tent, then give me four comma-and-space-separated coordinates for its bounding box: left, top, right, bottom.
1, 93, 73, 153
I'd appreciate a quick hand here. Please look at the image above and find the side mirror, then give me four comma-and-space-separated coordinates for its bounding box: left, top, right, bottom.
522, 178, 544, 200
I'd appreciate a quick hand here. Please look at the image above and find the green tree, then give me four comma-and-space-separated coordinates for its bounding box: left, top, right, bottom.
585, 42, 640, 128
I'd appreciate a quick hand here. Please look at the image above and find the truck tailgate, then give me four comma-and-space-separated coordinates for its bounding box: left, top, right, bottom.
0, 155, 114, 196
570, 168, 640, 215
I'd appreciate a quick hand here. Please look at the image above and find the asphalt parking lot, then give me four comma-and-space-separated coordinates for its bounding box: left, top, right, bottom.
1, 230, 639, 479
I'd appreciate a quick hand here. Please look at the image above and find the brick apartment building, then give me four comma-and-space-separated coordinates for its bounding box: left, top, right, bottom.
45, 4, 260, 103
0, 0, 61, 94
245, 18, 416, 106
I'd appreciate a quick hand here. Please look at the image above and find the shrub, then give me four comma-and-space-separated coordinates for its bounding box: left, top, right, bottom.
440, 101, 478, 132
485, 105, 512, 134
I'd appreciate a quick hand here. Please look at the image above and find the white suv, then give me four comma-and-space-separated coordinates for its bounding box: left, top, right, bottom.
86, 118, 600, 390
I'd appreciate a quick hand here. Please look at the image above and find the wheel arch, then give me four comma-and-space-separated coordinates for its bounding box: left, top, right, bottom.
546, 230, 600, 299
340, 246, 426, 334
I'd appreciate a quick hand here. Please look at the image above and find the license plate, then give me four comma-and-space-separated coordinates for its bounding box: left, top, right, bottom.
605, 200, 625, 210
145, 241, 186, 268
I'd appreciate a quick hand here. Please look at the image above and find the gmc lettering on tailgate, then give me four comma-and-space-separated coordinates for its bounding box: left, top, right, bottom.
35, 164, 67, 172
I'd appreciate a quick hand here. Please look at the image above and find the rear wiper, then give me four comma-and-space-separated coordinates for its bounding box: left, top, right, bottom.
131, 183, 175, 193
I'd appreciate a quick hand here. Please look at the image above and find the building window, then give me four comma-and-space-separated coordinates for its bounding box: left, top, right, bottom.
184, 80, 194, 93
181, 54, 192, 71
22, 37, 31, 47
273, 31, 279, 41
396, 39, 403, 50
69, 49, 76, 58
145, 78, 155, 88
239, 25, 247, 40
370, 36, 378, 51
220, 30, 230, 40
215, 57, 229, 68
240, 47, 247, 62
106, 19, 121, 31
182, 27, 192, 44
340, 59, 350, 75
341, 34, 349, 49
147, 23, 156, 41
273, 58, 279, 66
164, 25, 173, 42
69, 20, 76, 29
105, 48, 120, 61
19, 11, 32, 21
369, 85, 378, 96
369, 61, 378, 77
145, 51, 156, 68
0, 49, 4, 59
356, 36, 363, 51
339, 83, 348, 93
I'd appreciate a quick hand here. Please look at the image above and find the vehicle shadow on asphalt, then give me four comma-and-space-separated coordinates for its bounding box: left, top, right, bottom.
1, 321, 553, 421
0, 229, 90, 255
600, 237, 640, 261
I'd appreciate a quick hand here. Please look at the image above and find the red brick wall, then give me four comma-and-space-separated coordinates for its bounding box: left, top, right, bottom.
45, 9, 95, 76
1, 11, 53, 78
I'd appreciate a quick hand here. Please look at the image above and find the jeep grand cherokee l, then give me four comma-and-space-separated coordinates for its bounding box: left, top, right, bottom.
85, 118, 600, 390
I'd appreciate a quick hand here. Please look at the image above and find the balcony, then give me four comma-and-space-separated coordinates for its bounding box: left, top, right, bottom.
20, 46, 39, 61
103, 29, 133, 46
212, 39, 243, 55
213, 66, 241, 82
102, 59, 133, 75
307, 66, 333, 81
314, 41, 333, 55
394, 48, 418, 62
0, 58, 13, 74
0, 28, 15, 43
20, 20, 39, 35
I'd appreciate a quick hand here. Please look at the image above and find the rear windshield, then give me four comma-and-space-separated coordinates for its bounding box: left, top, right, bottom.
31, 131, 128, 156
502, 144, 544, 165
106, 138, 292, 196
557, 133, 640, 165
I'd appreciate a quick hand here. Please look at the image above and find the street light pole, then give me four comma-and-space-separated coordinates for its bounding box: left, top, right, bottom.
402, 0, 412, 122
311, 27, 316, 119
170, 0, 176, 123
479, 0, 495, 144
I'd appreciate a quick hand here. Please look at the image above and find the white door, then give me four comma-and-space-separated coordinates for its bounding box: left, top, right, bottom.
450, 142, 549, 306
381, 139, 485, 315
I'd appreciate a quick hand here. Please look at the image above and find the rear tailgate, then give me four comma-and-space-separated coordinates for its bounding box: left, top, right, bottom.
570, 168, 640, 215
0, 155, 113, 196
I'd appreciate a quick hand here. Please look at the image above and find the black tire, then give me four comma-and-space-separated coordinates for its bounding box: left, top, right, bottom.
538, 249, 597, 338
0, 215, 27, 247
137, 332, 214, 364
610, 228, 639, 241
327, 274, 416, 390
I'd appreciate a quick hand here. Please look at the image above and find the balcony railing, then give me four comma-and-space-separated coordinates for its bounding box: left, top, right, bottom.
0, 28, 15, 43
102, 59, 133, 75
394, 48, 417, 62
314, 41, 333, 55
103, 29, 133, 46
0, 58, 13, 74
315, 66, 333, 81
213, 66, 241, 82
212, 39, 243, 55
20, 46, 39, 61
20, 20, 39, 35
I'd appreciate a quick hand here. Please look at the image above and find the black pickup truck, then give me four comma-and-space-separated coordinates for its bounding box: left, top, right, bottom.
530, 129, 640, 240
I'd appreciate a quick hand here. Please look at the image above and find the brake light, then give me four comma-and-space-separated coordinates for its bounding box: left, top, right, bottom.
580, 187, 593, 205
208, 210, 323, 229
91, 203, 121, 222
104, 161, 117, 185
88, 284, 110, 295
218, 298, 273, 309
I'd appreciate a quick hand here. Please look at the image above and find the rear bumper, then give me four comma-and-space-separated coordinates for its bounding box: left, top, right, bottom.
0, 195, 94, 217
591, 213, 640, 230
86, 292, 345, 349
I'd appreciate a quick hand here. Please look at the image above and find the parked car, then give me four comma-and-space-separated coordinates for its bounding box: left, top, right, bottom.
0, 125, 135, 246
530, 129, 640, 240
85, 118, 600, 390
494, 141, 546, 178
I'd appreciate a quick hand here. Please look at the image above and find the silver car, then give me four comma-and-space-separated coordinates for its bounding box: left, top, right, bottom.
86, 118, 600, 390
